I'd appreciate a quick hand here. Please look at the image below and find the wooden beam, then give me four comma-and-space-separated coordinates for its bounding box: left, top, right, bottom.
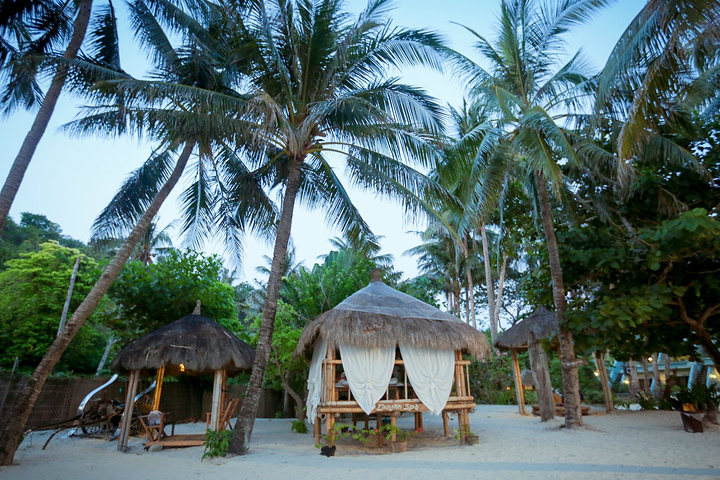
209, 369, 223, 431
510, 349, 527, 415
152, 365, 165, 411
117, 370, 139, 452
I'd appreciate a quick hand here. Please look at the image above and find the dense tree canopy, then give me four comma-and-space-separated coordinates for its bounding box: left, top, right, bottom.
0, 242, 107, 373
107, 249, 239, 342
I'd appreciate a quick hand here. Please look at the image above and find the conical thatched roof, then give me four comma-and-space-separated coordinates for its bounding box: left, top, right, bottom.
494, 306, 558, 350
295, 274, 490, 358
110, 307, 254, 375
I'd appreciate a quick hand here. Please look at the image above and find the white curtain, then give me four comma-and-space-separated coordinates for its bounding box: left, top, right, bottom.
339, 343, 395, 415
306, 338, 327, 424
400, 345, 455, 415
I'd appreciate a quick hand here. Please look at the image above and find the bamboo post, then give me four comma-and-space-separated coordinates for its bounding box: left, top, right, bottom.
152, 365, 165, 411
117, 371, 139, 451
390, 415, 397, 442
442, 411, 450, 436
209, 370, 223, 430
510, 349, 526, 415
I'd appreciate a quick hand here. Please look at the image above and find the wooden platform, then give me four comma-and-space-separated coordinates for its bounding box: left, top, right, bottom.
144, 434, 205, 448
531, 405, 591, 416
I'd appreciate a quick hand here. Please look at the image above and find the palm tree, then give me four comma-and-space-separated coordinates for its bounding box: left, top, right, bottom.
453, 0, 613, 428
205, 0, 446, 454
595, 0, 720, 175
0, 0, 95, 235
0, 0, 245, 463
432, 100, 507, 335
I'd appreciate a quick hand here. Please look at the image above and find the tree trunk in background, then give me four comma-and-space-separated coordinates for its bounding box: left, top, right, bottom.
651, 353, 662, 398
0, 0, 93, 235
627, 360, 640, 397
640, 357, 651, 394
0, 143, 193, 465
480, 223, 497, 341
528, 334, 555, 421
494, 252, 507, 326
95, 334, 116, 375
57, 255, 81, 336
534, 171, 582, 428
593, 351, 614, 413
462, 235, 476, 328
228, 158, 303, 455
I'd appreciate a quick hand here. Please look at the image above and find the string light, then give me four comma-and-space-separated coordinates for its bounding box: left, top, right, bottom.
180, 363, 185, 372
594, 371, 600, 377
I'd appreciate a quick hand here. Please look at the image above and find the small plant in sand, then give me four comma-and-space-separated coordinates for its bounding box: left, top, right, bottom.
291, 419, 308, 433
202, 429, 231, 460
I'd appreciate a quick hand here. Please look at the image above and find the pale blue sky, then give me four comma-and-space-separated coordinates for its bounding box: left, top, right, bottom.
0, 0, 645, 282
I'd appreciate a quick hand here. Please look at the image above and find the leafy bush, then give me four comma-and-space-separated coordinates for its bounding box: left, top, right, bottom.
291, 419, 308, 433
202, 429, 231, 459
469, 347, 516, 404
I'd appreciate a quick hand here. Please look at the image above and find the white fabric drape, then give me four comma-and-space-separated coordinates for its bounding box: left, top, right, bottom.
339, 343, 395, 415
399, 345, 455, 415
306, 338, 327, 424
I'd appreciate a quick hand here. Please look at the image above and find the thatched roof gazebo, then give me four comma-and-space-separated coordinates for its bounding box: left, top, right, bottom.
495, 307, 558, 420
111, 301, 254, 450
295, 270, 490, 446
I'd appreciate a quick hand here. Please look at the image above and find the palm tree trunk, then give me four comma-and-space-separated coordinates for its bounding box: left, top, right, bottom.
480, 222, 497, 342
534, 171, 582, 428
228, 158, 303, 455
0, 0, 93, 236
462, 235, 476, 328
0, 142, 193, 465
493, 252, 507, 324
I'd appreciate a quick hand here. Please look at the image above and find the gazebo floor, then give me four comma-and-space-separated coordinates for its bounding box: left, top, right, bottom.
144, 434, 205, 448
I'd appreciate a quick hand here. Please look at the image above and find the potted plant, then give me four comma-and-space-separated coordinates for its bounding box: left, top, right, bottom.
672, 384, 719, 433
382, 425, 415, 453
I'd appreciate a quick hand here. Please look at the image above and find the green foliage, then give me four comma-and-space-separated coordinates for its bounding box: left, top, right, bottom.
548, 356, 605, 405
240, 301, 305, 399
291, 419, 307, 433
672, 384, 720, 412
108, 250, 238, 341
281, 251, 378, 321
396, 275, 443, 308
202, 429, 231, 459
0, 242, 108, 372
0, 213, 87, 269
634, 391, 658, 410
469, 345, 516, 405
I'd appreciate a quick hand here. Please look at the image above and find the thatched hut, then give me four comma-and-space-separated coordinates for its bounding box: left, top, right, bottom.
111, 301, 254, 450
495, 307, 558, 420
295, 270, 490, 445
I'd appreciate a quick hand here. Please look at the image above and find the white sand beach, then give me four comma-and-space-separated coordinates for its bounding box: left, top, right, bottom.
2, 405, 719, 480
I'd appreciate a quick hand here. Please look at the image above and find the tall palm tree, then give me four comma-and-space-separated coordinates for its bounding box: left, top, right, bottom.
0, 0, 95, 235
0, 0, 247, 463
432, 100, 506, 335
206, 0, 446, 454
453, 0, 613, 428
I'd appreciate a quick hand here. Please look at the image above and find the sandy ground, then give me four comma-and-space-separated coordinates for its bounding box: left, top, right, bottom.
2, 405, 719, 480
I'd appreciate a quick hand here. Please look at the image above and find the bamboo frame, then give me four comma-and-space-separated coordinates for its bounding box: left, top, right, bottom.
313, 348, 477, 444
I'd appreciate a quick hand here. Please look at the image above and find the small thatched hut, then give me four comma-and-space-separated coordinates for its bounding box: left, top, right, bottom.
495, 307, 558, 420
111, 302, 254, 450
295, 270, 490, 444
